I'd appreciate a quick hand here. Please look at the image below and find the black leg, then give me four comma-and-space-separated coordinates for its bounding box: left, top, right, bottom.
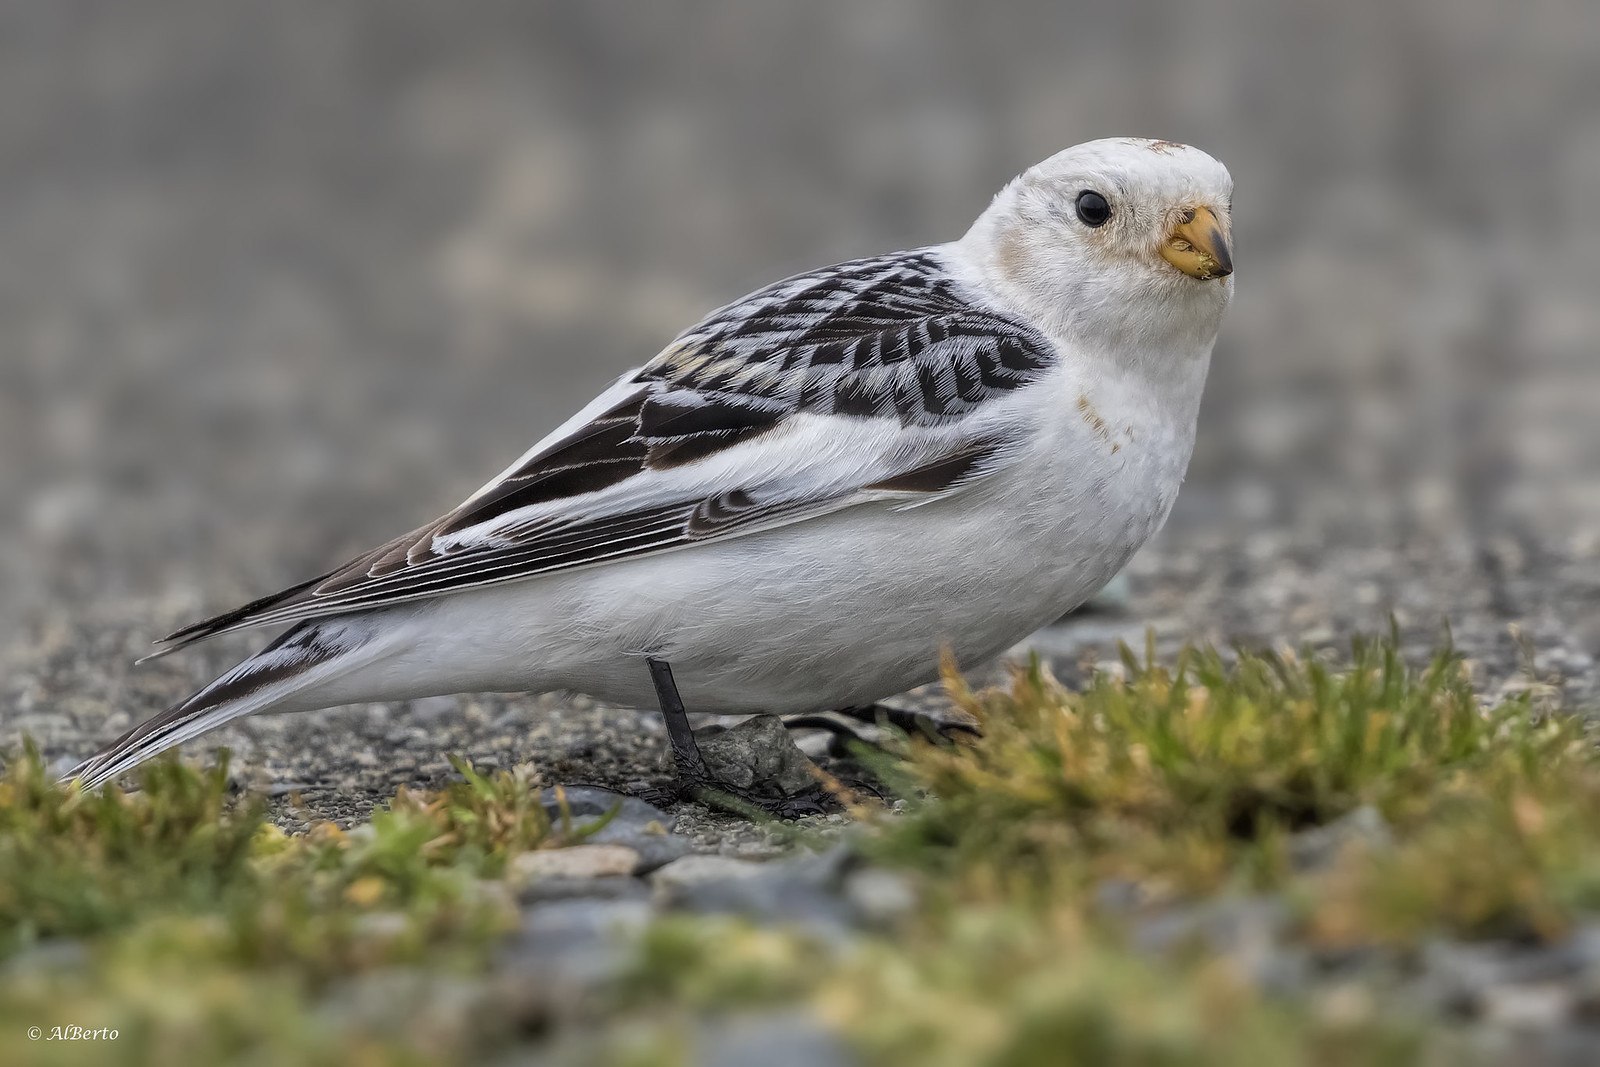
848, 702, 983, 740
646, 657, 712, 781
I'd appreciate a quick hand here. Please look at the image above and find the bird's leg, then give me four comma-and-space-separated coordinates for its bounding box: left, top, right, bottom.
645, 656, 712, 783
644, 657, 836, 818
780, 702, 982, 755
846, 702, 983, 741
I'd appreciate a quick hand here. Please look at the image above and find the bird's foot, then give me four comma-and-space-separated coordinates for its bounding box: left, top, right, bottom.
780, 702, 982, 757
674, 714, 844, 817
673, 772, 841, 819
641, 657, 860, 819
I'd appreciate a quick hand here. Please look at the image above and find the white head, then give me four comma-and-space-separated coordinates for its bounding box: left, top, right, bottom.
959, 138, 1234, 364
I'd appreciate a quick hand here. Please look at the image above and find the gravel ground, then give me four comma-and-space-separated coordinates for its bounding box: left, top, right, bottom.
6, 485, 1594, 836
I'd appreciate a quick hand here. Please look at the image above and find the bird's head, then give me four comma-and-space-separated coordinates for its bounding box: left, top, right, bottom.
962, 138, 1235, 360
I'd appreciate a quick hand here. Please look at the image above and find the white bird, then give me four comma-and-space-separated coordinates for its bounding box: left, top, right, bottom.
69, 137, 1235, 804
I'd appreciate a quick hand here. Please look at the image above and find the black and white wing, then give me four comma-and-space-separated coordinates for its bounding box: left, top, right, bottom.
151, 249, 1058, 655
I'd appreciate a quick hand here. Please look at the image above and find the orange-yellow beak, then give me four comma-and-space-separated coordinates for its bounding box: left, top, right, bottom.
1159, 206, 1233, 280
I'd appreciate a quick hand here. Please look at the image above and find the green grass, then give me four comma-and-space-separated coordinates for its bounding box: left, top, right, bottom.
0, 752, 592, 1065
1, 632, 1594, 1065
878, 634, 1600, 942
620, 914, 1430, 1067
617, 635, 1600, 1066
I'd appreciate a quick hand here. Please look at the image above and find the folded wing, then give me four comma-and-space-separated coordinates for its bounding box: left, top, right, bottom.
152, 248, 1055, 654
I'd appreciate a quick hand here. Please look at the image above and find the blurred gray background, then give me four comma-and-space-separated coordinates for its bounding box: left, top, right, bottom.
3, 1, 1597, 788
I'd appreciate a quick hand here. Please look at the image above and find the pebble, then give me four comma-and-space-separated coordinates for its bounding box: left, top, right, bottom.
540, 786, 691, 873
651, 854, 775, 892
507, 844, 642, 883
695, 715, 820, 799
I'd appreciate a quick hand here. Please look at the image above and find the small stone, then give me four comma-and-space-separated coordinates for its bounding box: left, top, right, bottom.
651, 854, 774, 892
500, 898, 655, 999
540, 786, 691, 872
514, 897, 655, 954
507, 844, 641, 884
695, 715, 819, 799
843, 868, 917, 926
652, 848, 856, 938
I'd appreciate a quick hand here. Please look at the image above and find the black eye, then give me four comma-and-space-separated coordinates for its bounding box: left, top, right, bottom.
1075, 190, 1111, 227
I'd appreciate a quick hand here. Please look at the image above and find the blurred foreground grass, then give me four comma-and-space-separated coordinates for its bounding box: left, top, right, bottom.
1, 634, 1595, 1065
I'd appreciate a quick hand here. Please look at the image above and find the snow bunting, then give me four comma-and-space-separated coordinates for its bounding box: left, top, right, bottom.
69, 137, 1234, 802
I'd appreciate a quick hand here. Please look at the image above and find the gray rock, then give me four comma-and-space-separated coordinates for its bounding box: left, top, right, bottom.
540, 786, 690, 873
650, 853, 776, 892
500, 898, 655, 1003
1418, 937, 1600, 1022
513, 898, 655, 956
652, 846, 857, 938
696, 715, 819, 799
507, 844, 642, 883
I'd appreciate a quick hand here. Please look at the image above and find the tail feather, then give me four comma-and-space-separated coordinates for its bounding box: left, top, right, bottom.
67, 618, 390, 790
